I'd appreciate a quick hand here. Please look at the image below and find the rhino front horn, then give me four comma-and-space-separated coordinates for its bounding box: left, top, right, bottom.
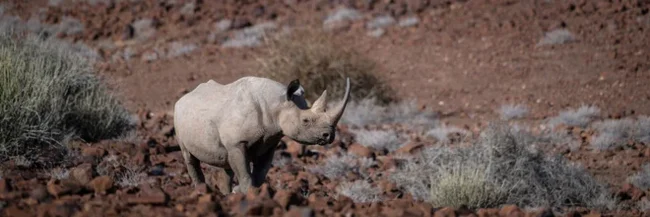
327, 77, 351, 126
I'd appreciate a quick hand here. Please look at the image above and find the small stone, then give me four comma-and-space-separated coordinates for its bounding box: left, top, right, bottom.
395, 142, 424, 155
196, 202, 222, 214
70, 163, 93, 185
347, 143, 372, 158
0, 178, 9, 193
366, 15, 396, 29
582, 211, 601, 217
398, 16, 420, 27
88, 176, 113, 194
46, 179, 82, 197
273, 189, 302, 209
231, 17, 252, 29
248, 198, 281, 216
29, 185, 49, 201
285, 141, 304, 158
81, 147, 106, 158
476, 208, 499, 217
434, 207, 457, 217
215, 19, 232, 32
126, 186, 168, 205
285, 206, 315, 217
499, 205, 524, 217
367, 28, 385, 38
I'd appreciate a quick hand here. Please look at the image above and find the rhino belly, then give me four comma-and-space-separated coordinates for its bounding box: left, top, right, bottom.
185, 142, 230, 168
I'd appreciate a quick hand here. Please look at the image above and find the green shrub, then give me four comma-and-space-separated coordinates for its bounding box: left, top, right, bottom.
256, 27, 395, 105
0, 27, 134, 168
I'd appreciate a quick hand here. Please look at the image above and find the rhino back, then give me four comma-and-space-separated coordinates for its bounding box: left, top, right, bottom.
174, 77, 287, 147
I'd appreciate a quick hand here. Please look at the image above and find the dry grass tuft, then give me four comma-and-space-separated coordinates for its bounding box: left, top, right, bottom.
256, 27, 395, 104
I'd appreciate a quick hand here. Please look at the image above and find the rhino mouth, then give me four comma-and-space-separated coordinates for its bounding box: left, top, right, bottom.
291, 138, 329, 146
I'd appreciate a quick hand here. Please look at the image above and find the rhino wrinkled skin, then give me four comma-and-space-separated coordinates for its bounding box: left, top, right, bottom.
173, 76, 351, 194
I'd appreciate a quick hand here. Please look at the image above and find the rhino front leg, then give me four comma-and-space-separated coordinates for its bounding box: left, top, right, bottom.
227, 142, 252, 193
181, 147, 205, 185
252, 147, 276, 187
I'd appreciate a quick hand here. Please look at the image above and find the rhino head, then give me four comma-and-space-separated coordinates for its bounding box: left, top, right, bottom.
279, 78, 351, 145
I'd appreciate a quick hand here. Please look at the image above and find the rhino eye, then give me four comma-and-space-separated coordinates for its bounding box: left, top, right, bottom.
302, 118, 309, 123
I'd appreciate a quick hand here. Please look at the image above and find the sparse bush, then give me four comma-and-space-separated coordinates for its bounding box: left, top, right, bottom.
537, 28, 577, 46
47, 167, 70, 180
548, 105, 600, 128
590, 118, 634, 150
257, 27, 395, 104
628, 163, 650, 191
499, 104, 528, 120
391, 122, 616, 210
350, 129, 407, 152
426, 124, 472, 144
336, 180, 382, 203
0, 27, 134, 168
634, 116, 650, 144
590, 116, 650, 150
117, 168, 147, 188
308, 153, 375, 180
340, 97, 438, 129
428, 161, 508, 208
167, 41, 197, 58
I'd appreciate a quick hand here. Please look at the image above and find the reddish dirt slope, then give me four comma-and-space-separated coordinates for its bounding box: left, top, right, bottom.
2, 0, 650, 216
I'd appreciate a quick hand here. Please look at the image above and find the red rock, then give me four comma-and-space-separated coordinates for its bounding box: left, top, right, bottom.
477, 208, 499, 217
47, 179, 82, 197
377, 180, 396, 193
406, 207, 424, 216
273, 189, 302, 210
198, 194, 213, 203
29, 185, 49, 201
395, 142, 424, 155
227, 192, 246, 205
414, 203, 434, 217
193, 183, 209, 195
582, 211, 602, 217
246, 186, 262, 201
150, 154, 177, 166
377, 156, 396, 170
38, 202, 78, 217
382, 206, 406, 216
81, 147, 106, 158
296, 171, 319, 186
88, 176, 113, 194
286, 140, 304, 158
499, 205, 524, 217
197, 200, 222, 214
617, 183, 646, 200
434, 207, 457, 217
285, 206, 315, 217
307, 194, 328, 211
71, 163, 94, 185
644, 148, 650, 157
243, 198, 281, 216
4, 206, 32, 216
126, 186, 168, 205
347, 143, 373, 158
525, 208, 555, 217
132, 152, 146, 165
0, 178, 9, 193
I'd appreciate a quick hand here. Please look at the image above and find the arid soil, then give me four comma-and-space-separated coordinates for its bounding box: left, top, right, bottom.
2, 0, 650, 216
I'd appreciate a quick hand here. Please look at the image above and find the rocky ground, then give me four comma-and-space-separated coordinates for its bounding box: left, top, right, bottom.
1, 0, 650, 216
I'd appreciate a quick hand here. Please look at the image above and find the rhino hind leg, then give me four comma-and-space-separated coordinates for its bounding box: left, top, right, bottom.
181, 147, 205, 185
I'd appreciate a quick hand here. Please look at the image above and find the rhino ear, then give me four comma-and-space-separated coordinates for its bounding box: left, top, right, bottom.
286, 79, 302, 101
